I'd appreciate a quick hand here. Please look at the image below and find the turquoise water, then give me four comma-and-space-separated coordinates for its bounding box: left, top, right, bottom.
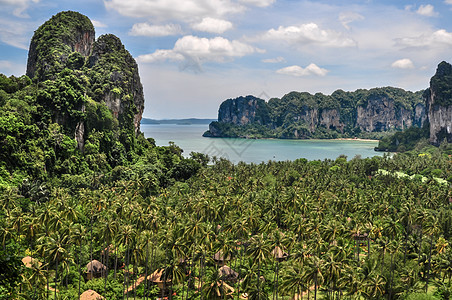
141, 124, 385, 163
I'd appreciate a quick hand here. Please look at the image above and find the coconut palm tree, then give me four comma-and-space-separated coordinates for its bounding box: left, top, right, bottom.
247, 233, 272, 299
280, 264, 308, 300
69, 223, 85, 299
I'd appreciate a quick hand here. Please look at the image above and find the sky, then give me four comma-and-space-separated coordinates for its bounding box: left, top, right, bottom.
2, 1, 452, 119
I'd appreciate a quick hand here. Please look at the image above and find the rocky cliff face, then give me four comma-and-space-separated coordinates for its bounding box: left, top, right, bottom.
319, 109, 344, 132
26, 12, 145, 148
427, 61, 452, 144
206, 87, 426, 139
88, 34, 144, 134
218, 95, 271, 125
356, 96, 425, 132
26, 11, 95, 81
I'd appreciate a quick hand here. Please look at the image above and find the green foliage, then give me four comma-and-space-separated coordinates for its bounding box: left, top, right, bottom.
406, 293, 439, 300
430, 61, 452, 107
376, 122, 430, 152
208, 87, 425, 139
0, 242, 23, 299
28, 11, 94, 81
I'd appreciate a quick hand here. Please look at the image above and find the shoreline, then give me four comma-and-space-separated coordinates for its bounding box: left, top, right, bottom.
333, 138, 379, 142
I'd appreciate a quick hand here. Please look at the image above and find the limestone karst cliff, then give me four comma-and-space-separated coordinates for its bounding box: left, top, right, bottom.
217, 95, 271, 126
427, 61, 452, 144
26, 11, 95, 81
87, 34, 144, 134
25, 11, 144, 149
205, 87, 426, 139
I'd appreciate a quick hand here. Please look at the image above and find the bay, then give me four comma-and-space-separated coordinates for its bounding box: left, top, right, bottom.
141, 124, 385, 164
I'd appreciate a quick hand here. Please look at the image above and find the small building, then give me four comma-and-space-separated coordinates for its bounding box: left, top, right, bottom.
271, 246, 289, 262
213, 250, 231, 265
80, 289, 104, 300
218, 265, 239, 283
148, 269, 170, 289
86, 260, 107, 280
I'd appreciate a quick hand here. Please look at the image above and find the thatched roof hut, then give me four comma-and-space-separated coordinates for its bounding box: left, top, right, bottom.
271, 246, 288, 262
218, 265, 239, 282
22, 256, 42, 268
213, 250, 231, 264
148, 269, 172, 289
86, 260, 106, 279
80, 289, 104, 300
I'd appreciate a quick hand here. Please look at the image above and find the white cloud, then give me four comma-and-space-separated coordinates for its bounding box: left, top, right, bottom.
137, 35, 262, 71
0, 0, 39, 17
104, 0, 243, 21
391, 58, 415, 69
445, 0, 452, 5
262, 56, 285, 63
276, 64, 329, 77
261, 23, 356, 48
129, 23, 182, 37
0, 18, 29, 49
192, 17, 233, 34
92, 20, 107, 28
238, 0, 274, 7
395, 29, 452, 48
137, 49, 184, 63
416, 4, 437, 17
339, 12, 364, 29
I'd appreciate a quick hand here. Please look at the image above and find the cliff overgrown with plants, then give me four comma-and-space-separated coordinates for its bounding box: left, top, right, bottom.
377, 61, 452, 151
204, 87, 426, 140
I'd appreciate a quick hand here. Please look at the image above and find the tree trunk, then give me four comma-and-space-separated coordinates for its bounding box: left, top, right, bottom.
388, 252, 394, 300
275, 261, 280, 300
314, 268, 317, 300
46, 263, 49, 300
258, 260, 261, 299
133, 260, 137, 300
90, 216, 93, 263
144, 242, 149, 300
78, 246, 81, 299
200, 255, 205, 300
126, 244, 130, 300
104, 239, 109, 294
55, 256, 58, 300
114, 244, 118, 279
236, 246, 243, 300
425, 236, 434, 293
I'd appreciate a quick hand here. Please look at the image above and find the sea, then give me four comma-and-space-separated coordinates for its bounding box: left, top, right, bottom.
141, 124, 385, 164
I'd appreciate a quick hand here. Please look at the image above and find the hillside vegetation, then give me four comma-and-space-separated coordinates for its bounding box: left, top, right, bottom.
205, 87, 425, 140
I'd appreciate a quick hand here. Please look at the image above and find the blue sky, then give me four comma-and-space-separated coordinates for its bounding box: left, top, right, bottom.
2, 0, 452, 119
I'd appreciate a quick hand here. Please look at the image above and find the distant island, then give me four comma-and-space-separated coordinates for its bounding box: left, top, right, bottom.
141, 118, 215, 125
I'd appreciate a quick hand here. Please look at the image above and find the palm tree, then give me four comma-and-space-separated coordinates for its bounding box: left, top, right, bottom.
69, 223, 85, 298
247, 233, 271, 299
118, 223, 136, 300
23, 257, 47, 299
99, 214, 117, 293
322, 251, 344, 299
304, 255, 324, 300
281, 264, 308, 300
363, 273, 386, 299
38, 230, 69, 300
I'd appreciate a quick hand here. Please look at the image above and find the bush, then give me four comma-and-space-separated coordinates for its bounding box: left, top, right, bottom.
406, 293, 439, 300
